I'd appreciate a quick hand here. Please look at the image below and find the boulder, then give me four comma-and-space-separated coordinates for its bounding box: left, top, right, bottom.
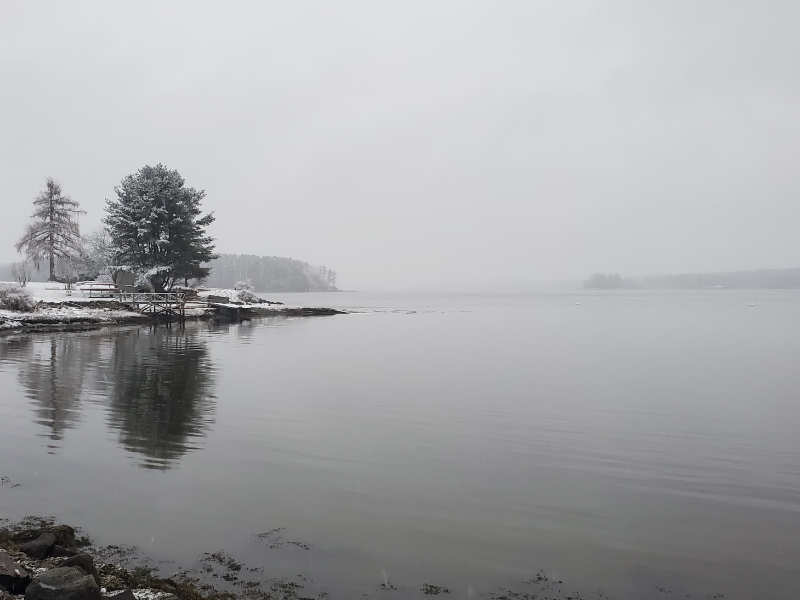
0, 549, 31, 594
19, 533, 56, 559
60, 553, 98, 583
25, 567, 100, 600
52, 544, 79, 557
48, 525, 76, 548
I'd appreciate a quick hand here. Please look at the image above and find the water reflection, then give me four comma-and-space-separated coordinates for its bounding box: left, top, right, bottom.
15, 335, 100, 448
3, 325, 217, 469
101, 327, 217, 470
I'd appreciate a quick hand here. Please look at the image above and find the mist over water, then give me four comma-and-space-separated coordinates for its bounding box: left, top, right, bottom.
1, 291, 799, 599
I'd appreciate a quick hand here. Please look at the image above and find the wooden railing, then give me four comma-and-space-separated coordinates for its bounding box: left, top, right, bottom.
115, 292, 186, 304
115, 292, 188, 319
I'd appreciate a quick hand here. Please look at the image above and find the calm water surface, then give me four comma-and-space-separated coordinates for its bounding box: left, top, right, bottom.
1, 291, 799, 599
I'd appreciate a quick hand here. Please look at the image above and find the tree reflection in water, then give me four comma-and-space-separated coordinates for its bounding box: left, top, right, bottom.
15, 334, 100, 450
103, 326, 217, 470
8, 325, 217, 468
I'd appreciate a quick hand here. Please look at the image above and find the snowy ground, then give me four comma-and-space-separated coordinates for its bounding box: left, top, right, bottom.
0, 282, 316, 331
10, 281, 122, 304
4, 282, 293, 307
0, 281, 163, 330
0, 304, 145, 325
195, 287, 301, 309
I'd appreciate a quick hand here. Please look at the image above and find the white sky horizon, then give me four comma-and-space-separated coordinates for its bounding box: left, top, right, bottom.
2, 1, 799, 291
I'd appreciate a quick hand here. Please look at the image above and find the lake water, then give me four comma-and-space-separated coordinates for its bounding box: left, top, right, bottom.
1, 291, 799, 599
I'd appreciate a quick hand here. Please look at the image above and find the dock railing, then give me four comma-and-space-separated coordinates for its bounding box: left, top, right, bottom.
115, 291, 187, 319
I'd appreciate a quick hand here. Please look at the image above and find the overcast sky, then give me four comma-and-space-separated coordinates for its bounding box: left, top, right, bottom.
1, 1, 798, 290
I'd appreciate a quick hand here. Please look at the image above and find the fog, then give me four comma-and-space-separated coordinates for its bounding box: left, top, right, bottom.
1, 1, 798, 291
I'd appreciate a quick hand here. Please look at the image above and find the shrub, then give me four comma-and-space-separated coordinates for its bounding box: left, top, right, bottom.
237, 289, 260, 304
234, 280, 254, 291
0, 285, 36, 312
11, 261, 32, 287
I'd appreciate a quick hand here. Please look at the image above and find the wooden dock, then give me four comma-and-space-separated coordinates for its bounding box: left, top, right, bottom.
116, 292, 187, 319
114, 291, 344, 322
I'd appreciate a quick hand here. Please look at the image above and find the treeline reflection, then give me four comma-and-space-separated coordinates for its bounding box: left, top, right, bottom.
9, 325, 217, 470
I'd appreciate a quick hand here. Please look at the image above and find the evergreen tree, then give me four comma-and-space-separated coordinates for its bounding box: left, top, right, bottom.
104, 164, 217, 291
16, 178, 84, 281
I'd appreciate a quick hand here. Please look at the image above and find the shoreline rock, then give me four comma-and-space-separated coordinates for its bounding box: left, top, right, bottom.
0, 550, 30, 594
26, 566, 100, 600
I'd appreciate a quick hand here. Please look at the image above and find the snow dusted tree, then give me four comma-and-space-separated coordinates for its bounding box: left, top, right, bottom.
83, 227, 119, 279
104, 164, 217, 291
56, 255, 80, 292
16, 178, 85, 281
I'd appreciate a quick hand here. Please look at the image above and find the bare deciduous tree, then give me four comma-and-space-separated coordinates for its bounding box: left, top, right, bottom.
11, 260, 32, 287
56, 255, 80, 294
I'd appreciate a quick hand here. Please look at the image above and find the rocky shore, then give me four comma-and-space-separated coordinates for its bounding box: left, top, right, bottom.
0, 305, 345, 336
0, 517, 727, 600
0, 299, 345, 336
0, 517, 455, 600
0, 307, 153, 335
0, 519, 213, 600
0, 518, 344, 600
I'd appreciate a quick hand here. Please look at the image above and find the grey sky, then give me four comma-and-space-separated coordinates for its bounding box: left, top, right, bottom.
1, 1, 798, 290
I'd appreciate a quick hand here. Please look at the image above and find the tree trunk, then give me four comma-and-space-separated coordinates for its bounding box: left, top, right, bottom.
48, 198, 56, 281
150, 275, 165, 293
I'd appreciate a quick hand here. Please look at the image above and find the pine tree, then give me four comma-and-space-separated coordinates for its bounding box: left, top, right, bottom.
16, 178, 84, 281
104, 164, 217, 291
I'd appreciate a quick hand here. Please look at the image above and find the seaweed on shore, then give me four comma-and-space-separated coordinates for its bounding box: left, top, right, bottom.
255, 528, 310, 551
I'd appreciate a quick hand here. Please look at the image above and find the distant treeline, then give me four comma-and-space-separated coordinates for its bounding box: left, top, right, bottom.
585, 268, 800, 290
583, 273, 638, 289
0, 253, 339, 292
203, 254, 338, 292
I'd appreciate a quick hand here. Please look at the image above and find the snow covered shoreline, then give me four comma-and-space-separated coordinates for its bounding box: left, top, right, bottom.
0, 282, 344, 335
